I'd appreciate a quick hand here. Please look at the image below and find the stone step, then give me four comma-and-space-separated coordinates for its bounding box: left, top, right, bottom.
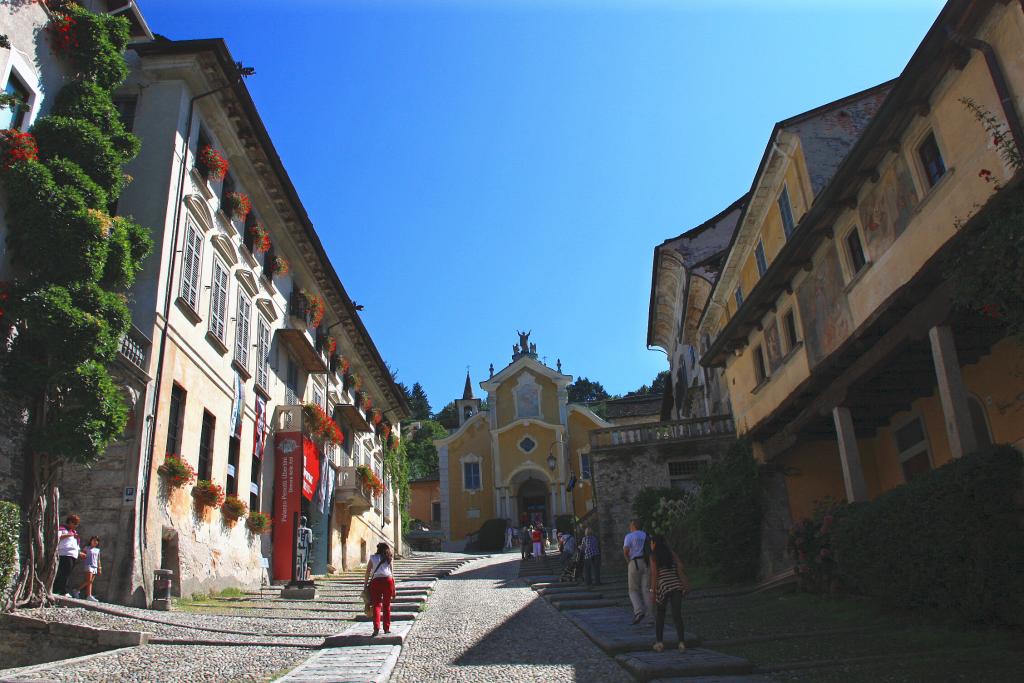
545, 591, 607, 602
354, 612, 416, 622
562, 606, 700, 654
553, 598, 620, 610
321, 621, 414, 648
650, 677, 776, 683
276, 644, 401, 683
615, 649, 754, 682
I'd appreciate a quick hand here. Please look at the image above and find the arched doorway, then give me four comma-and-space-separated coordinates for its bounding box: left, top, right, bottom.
517, 477, 549, 527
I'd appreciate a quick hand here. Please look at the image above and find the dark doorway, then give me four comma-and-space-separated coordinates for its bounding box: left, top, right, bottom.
517, 477, 548, 527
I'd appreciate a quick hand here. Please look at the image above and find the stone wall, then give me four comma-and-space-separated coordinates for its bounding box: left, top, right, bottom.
591, 435, 734, 569
758, 468, 794, 581
0, 614, 147, 669
0, 386, 28, 506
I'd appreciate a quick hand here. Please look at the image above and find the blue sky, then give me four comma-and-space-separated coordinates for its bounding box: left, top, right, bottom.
139, 0, 944, 411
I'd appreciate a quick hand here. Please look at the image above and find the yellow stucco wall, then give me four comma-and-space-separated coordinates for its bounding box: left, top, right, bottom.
725, 6, 1023, 438
444, 415, 494, 540
494, 368, 561, 428
408, 480, 440, 524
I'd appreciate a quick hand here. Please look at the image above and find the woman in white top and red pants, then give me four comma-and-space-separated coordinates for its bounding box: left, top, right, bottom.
364, 542, 396, 636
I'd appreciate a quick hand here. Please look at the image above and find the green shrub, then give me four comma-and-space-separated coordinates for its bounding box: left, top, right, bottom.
476, 518, 508, 551
0, 501, 20, 604
45, 157, 108, 210
649, 493, 701, 567
832, 445, 1024, 626
33, 116, 127, 197
632, 486, 689, 528
555, 514, 578, 534
63, 6, 131, 90
691, 439, 761, 583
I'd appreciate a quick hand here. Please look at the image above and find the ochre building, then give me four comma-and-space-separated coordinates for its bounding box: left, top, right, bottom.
436, 336, 607, 548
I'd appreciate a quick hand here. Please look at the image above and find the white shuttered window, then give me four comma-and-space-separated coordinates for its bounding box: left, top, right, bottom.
179, 222, 203, 310
209, 258, 229, 342
256, 317, 271, 390
235, 291, 251, 368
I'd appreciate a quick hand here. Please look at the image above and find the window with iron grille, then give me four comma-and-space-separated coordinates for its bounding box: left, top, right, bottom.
669, 459, 706, 491
208, 258, 230, 342
234, 291, 251, 368
179, 222, 203, 311
256, 317, 271, 390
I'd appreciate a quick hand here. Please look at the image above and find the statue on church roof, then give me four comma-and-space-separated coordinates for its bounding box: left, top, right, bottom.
517, 330, 531, 353
489, 363, 494, 378
557, 358, 562, 372
529, 342, 536, 355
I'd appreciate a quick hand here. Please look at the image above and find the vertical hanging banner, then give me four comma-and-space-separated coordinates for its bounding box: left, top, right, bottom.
253, 394, 267, 460
302, 438, 320, 502
272, 431, 303, 581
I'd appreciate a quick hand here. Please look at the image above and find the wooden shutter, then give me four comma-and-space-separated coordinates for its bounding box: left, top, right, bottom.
179, 223, 202, 310
235, 291, 251, 367
256, 317, 270, 389
209, 259, 229, 341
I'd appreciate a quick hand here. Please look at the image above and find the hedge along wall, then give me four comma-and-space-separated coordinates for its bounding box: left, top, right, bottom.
832, 445, 1024, 626
1, 501, 19, 607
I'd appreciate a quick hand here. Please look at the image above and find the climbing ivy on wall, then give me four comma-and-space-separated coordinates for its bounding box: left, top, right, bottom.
382, 438, 411, 535
0, 5, 152, 609
948, 98, 1024, 339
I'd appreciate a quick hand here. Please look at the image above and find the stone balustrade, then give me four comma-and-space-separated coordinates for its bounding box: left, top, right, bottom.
589, 415, 735, 450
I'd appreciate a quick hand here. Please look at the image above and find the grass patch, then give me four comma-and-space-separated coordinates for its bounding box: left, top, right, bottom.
219, 587, 245, 598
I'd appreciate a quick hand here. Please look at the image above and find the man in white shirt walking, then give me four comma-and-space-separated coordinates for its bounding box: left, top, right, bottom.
623, 519, 651, 624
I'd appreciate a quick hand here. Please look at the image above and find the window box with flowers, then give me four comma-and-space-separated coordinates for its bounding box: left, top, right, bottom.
157, 455, 196, 489
222, 191, 252, 222
192, 479, 225, 509
196, 144, 229, 183
246, 510, 272, 535
245, 221, 271, 256
303, 402, 344, 447
221, 495, 248, 523
356, 464, 384, 498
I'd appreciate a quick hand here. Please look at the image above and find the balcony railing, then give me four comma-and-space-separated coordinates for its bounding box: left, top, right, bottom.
589, 414, 735, 450
118, 325, 151, 372
335, 466, 374, 513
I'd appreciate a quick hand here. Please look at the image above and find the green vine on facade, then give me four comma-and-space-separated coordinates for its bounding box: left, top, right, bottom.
948, 98, 1024, 338
0, 6, 152, 609
382, 438, 411, 535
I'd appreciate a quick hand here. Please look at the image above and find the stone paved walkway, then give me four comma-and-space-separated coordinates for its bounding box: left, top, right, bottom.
390, 553, 631, 682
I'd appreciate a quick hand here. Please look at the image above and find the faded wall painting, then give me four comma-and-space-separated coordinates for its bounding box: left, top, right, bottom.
795, 245, 854, 367
764, 318, 783, 372
859, 156, 918, 262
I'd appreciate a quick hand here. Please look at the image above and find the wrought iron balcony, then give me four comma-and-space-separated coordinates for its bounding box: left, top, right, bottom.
589, 414, 735, 450
335, 466, 374, 513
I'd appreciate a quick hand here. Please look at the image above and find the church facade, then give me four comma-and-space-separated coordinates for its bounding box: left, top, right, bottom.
436, 335, 608, 547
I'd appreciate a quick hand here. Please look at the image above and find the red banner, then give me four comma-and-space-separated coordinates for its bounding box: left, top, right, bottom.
302, 438, 320, 502
272, 432, 303, 581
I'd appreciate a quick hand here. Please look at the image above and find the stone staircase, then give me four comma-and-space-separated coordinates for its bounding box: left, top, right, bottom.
523, 569, 775, 682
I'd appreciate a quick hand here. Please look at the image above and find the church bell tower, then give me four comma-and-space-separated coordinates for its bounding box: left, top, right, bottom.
456, 371, 482, 427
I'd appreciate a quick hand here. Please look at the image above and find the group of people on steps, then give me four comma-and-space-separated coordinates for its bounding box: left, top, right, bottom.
624, 518, 690, 652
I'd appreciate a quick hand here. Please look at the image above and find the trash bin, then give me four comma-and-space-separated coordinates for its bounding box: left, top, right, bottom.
152, 568, 173, 611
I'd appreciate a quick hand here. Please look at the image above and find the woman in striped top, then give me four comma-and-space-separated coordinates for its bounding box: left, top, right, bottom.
648, 534, 690, 653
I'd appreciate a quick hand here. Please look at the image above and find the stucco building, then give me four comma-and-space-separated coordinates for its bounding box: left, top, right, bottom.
696, 0, 1024, 549
435, 335, 607, 548
2, 7, 408, 604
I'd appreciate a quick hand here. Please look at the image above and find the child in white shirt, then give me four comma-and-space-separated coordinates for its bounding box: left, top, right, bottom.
76, 536, 102, 602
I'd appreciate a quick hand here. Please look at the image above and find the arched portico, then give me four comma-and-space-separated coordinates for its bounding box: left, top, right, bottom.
504, 465, 553, 527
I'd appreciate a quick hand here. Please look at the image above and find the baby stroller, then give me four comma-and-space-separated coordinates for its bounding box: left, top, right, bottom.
559, 547, 584, 583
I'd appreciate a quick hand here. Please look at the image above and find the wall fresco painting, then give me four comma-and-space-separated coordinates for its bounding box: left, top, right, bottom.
795, 245, 854, 367
764, 318, 783, 372
859, 155, 919, 261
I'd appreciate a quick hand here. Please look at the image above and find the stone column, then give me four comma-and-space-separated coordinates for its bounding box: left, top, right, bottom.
559, 483, 567, 514
832, 406, 868, 502
928, 325, 978, 459
549, 484, 557, 524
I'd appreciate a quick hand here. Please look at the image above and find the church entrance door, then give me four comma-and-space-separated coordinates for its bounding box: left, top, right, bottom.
517, 477, 549, 528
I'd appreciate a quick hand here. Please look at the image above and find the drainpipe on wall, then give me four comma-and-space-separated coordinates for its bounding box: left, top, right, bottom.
137, 66, 253, 598
947, 28, 1024, 159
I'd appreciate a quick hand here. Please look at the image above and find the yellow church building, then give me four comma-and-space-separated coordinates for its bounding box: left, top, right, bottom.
436, 334, 608, 547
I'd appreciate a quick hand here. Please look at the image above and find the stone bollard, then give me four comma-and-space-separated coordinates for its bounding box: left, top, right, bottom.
152, 569, 173, 611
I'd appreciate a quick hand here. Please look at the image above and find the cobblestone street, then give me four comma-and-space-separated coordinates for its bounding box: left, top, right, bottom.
391, 553, 630, 682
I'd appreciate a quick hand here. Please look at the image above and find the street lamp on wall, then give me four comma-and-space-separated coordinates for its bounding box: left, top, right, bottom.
546, 453, 557, 471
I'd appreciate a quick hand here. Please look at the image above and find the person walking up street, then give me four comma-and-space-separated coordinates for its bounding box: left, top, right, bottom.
623, 519, 651, 624
581, 527, 601, 585
75, 536, 102, 601
364, 542, 396, 637
521, 524, 533, 560
531, 524, 544, 559
649, 533, 690, 653
53, 514, 85, 597
561, 529, 577, 570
